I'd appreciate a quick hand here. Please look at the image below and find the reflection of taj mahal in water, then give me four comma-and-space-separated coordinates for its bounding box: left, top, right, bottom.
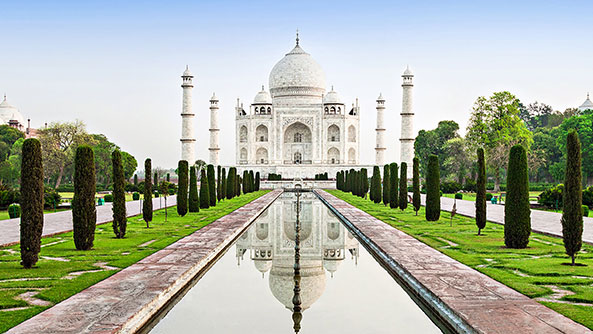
235, 192, 359, 310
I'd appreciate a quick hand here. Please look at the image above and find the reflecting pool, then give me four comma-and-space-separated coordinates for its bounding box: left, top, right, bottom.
149, 192, 442, 333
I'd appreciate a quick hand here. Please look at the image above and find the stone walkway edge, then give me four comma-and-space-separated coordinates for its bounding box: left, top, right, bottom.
6, 189, 283, 334
315, 190, 591, 334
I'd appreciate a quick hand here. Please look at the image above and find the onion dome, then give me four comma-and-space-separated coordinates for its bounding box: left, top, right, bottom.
0, 95, 25, 127
322, 86, 343, 105
253, 86, 272, 104
182, 65, 192, 77
579, 93, 593, 112
403, 65, 413, 76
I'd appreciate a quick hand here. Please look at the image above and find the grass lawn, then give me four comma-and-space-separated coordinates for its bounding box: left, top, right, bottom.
327, 189, 593, 330
0, 190, 268, 333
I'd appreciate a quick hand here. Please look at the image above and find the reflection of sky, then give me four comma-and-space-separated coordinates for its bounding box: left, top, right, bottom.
150, 193, 441, 333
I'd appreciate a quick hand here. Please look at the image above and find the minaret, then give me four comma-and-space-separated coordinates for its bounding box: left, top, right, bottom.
375, 93, 386, 165
209, 92, 220, 165
400, 66, 414, 176
180, 66, 195, 163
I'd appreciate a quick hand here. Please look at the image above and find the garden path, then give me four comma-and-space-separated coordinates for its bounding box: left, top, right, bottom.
0, 196, 177, 247
421, 194, 593, 244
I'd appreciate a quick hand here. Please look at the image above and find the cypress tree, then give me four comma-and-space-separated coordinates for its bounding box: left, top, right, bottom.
476, 148, 487, 235
371, 166, 381, 203
207, 164, 216, 206
236, 174, 241, 196
361, 168, 369, 198
226, 167, 235, 199
167, 173, 170, 182
241, 171, 247, 194
20, 138, 44, 268
177, 160, 189, 216
73, 145, 97, 250
426, 154, 441, 221
504, 145, 531, 249
344, 170, 350, 192
349, 169, 355, 194
413, 157, 421, 215
382, 165, 390, 206
399, 162, 408, 210
221, 167, 227, 199
249, 171, 255, 193
389, 163, 398, 209
562, 131, 583, 265
217, 165, 222, 201
112, 150, 127, 238
143, 159, 153, 225
255, 172, 260, 191
335, 171, 340, 190
188, 166, 199, 212
133, 174, 138, 186
200, 169, 210, 209
353, 170, 360, 196
154, 172, 158, 191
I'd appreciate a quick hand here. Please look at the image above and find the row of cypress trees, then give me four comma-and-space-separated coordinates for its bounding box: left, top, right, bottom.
336, 168, 368, 198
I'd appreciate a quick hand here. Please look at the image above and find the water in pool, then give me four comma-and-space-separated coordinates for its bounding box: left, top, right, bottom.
149, 192, 442, 333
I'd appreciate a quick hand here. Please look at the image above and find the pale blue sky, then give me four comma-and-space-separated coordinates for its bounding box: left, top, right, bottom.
1, 1, 591, 168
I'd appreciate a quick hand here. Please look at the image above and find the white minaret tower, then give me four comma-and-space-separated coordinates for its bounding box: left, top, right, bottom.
375, 93, 386, 165
400, 66, 415, 176
209, 92, 220, 165
180, 66, 195, 163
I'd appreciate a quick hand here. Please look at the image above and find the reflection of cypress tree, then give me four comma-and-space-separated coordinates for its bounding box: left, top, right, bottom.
207, 164, 216, 206
143, 158, 153, 225
73, 146, 97, 249
562, 131, 583, 265
177, 160, 188, 216
221, 167, 227, 199
200, 169, 210, 209
426, 155, 440, 221
112, 150, 127, 238
399, 162, 408, 210
389, 163, 398, 209
475, 148, 487, 234
413, 157, 421, 215
382, 165, 390, 206
504, 145, 530, 248
188, 166, 199, 212
20, 138, 44, 268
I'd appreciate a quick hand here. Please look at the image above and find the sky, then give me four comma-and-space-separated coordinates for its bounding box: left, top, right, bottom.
1, 0, 592, 170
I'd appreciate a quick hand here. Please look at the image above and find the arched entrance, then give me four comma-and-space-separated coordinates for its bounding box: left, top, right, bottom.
283, 122, 312, 164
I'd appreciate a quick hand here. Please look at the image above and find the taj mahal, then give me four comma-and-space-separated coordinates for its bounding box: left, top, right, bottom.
180, 34, 416, 178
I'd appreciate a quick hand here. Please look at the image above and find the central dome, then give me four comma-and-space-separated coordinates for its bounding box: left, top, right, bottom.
268, 43, 326, 98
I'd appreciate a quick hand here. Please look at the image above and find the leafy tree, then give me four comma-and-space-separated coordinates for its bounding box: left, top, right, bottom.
177, 160, 189, 216
120, 151, 137, 181
0, 124, 25, 147
555, 111, 593, 183
426, 155, 441, 221
389, 163, 398, 209
414, 120, 460, 176
111, 150, 126, 238
72, 146, 97, 250
20, 139, 44, 268
399, 162, 408, 210
143, 158, 153, 225
443, 137, 471, 184
519, 101, 555, 131
476, 148, 487, 235
561, 131, 583, 265
188, 166, 199, 212
412, 157, 421, 215
382, 165, 390, 206
466, 92, 532, 191
207, 164, 216, 206
221, 167, 227, 199
504, 145, 531, 248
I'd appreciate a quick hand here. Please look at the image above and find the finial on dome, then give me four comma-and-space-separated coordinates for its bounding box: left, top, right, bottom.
588, 92, 590, 100
296, 29, 299, 46
2, 94, 5, 102
331, 85, 334, 91
262, 85, 265, 91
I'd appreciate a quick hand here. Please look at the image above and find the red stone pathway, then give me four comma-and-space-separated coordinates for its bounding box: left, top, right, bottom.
6, 189, 282, 334
317, 190, 591, 334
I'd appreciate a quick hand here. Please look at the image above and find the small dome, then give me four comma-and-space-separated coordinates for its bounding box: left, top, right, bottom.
253, 86, 272, 104
0, 96, 25, 127
403, 65, 413, 76
182, 65, 192, 77
323, 86, 343, 104
579, 93, 593, 111
323, 259, 341, 273
269, 260, 326, 310
254, 259, 272, 273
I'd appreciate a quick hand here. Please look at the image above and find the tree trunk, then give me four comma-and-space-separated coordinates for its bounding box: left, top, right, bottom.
55, 163, 65, 189
478, 228, 481, 236
494, 169, 501, 192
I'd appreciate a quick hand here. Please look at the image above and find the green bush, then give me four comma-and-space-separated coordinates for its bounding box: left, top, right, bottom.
454, 193, 462, 200
486, 193, 493, 201
56, 184, 75, 192
72, 145, 97, 250
504, 145, 531, 249
425, 155, 441, 221
200, 169, 210, 209
20, 138, 44, 268
177, 160, 188, 216
582, 205, 589, 217
538, 184, 563, 208
103, 194, 114, 202
463, 179, 477, 192
132, 192, 140, 200
154, 191, 159, 198
441, 181, 461, 194
8, 203, 21, 218
43, 187, 61, 209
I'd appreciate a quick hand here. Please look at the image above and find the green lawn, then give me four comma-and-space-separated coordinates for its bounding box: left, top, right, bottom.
327, 190, 593, 330
0, 190, 268, 333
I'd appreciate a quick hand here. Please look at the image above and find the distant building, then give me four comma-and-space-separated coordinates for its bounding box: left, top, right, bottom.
0, 94, 39, 138
578, 93, 593, 112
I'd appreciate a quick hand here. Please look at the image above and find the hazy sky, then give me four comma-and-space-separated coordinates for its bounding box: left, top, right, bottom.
1, 1, 591, 170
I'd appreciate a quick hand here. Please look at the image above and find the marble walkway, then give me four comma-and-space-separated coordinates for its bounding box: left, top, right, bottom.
318, 189, 591, 334
6, 189, 282, 334
0, 196, 177, 247
421, 194, 593, 244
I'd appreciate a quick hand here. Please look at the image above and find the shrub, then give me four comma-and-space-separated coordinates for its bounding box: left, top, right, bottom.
207, 165, 216, 206
425, 155, 440, 221
268, 173, 282, 181
399, 163, 408, 210
56, 184, 75, 192
476, 147, 487, 235
103, 194, 114, 202
441, 181, 461, 194
382, 165, 390, 206
562, 131, 583, 265
133, 174, 138, 186
454, 193, 462, 200
188, 166, 199, 212
8, 203, 21, 218
389, 163, 398, 209
486, 193, 493, 201
200, 169, 210, 209
111, 150, 127, 238
538, 184, 563, 208
132, 192, 140, 200
504, 145, 531, 249
463, 179, 477, 192
582, 205, 589, 217
72, 145, 97, 250
413, 157, 421, 215
43, 187, 61, 209
154, 191, 159, 198
177, 160, 189, 216
20, 138, 44, 268
143, 159, 153, 226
